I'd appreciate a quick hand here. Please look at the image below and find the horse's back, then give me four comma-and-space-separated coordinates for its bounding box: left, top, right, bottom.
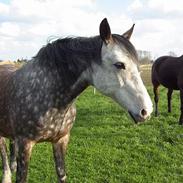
152, 56, 183, 89
0, 64, 18, 93
0, 64, 17, 75
0, 64, 18, 137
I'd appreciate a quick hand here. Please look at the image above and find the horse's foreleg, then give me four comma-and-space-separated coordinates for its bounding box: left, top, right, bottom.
52, 133, 70, 183
179, 90, 183, 125
153, 85, 159, 116
0, 137, 12, 183
167, 89, 173, 113
10, 139, 18, 172
16, 139, 35, 183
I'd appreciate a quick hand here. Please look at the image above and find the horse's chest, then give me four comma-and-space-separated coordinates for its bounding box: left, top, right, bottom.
21, 105, 76, 142
42, 106, 76, 140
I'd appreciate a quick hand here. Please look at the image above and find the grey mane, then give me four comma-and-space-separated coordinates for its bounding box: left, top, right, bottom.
34, 36, 103, 87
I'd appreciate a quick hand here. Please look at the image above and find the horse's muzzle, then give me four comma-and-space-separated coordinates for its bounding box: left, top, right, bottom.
128, 111, 147, 124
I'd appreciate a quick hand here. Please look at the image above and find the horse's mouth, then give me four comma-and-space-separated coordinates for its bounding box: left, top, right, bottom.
128, 111, 145, 124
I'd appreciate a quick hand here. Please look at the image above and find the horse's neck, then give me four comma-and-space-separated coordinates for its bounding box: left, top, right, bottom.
26, 61, 90, 106
66, 70, 90, 102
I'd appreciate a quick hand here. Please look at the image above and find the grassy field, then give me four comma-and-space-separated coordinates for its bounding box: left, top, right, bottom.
1, 65, 183, 183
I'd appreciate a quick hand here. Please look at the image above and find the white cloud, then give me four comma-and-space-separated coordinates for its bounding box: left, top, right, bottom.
0, 22, 20, 37
0, 2, 9, 14
128, 0, 143, 12
148, 0, 183, 14
128, 0, 183, 58
0, 0, 105, 60
0, 0, 183, 60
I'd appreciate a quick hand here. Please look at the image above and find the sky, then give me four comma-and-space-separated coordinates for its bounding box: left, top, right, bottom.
0, 0, 183, 60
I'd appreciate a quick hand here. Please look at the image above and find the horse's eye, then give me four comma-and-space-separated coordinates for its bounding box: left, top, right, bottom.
114, 62, 126, 70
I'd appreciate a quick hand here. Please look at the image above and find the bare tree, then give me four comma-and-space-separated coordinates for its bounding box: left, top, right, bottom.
168, 51, 177, 57
138, 50, 152, 65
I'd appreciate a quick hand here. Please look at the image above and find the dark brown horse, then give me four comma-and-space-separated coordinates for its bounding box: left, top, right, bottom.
152, 55, 183, 125
0, 18, 153, 183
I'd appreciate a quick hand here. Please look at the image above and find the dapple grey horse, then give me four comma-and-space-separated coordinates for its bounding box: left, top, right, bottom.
0, 18, 153, 183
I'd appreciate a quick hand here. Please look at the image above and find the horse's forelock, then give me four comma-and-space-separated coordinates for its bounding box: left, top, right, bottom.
112, 34, 138, 64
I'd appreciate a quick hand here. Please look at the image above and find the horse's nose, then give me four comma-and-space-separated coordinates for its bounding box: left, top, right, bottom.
141, 109, 147, 117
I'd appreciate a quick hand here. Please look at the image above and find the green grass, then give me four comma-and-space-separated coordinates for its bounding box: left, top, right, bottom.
1, 86, 183, 183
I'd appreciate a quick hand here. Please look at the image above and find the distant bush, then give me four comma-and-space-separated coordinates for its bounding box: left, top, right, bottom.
14, 58, 28, 67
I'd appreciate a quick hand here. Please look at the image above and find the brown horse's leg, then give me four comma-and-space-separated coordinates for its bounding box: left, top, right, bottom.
179, 89, 183, 125
0, 137, 12, 183
167, 89, 173, 113
16, 138, 35, 183
10, 139, 18, 172
153, 84, 160, 116
52, 133, 70, 183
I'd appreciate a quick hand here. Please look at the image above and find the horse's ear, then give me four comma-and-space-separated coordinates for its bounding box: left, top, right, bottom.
99, 18, 113, 44
122, 24, 135, 40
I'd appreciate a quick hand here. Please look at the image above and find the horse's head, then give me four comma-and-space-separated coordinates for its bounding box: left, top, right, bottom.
91, 18, 153, 123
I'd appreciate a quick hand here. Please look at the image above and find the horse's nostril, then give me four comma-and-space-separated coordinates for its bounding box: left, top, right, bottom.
141, 109, 147, 117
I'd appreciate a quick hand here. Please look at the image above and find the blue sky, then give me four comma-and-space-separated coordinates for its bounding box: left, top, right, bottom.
0, 0, 183, 60
0, 0, 11, 4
